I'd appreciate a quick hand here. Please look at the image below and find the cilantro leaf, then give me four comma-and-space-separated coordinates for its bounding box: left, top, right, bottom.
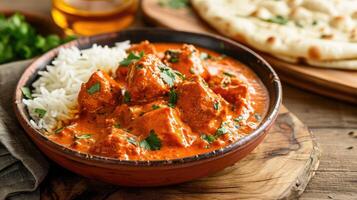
200, 52, 212, 60
120, 51, 144, 66
223, 71, 236, 77
214, 122, 230, 138
213, 101, 220, 110
165, 50, 180, 63
127, 137, 137, 146
139, 140, 151, 150
265, 15, 289, 25
158, 64, 179, 87
124, 91, 131, 103
160, 70, 175, 87
174, 71, 185, 80
87, 82, 100, 94
201, 134, 215, 144
168, 88, 178, 107
152, 104, 160, 110
74, 134, 92, 140
34, 108, 46, 118
21, 87, 32, 99
254, 113, 262, 121
140, 130, 161, 150
234, 116, 244, 122
158, 0, 189, 9
54, 127, 64, 134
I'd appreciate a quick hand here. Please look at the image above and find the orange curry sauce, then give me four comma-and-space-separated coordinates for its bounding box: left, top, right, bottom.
48, 42, 269, 160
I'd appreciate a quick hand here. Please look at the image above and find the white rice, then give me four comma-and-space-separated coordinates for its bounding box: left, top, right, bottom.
23, 41, 130, 132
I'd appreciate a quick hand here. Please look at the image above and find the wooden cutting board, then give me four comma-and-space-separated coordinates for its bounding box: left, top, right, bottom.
40, 106, 320, 200
141, 0, 357, 104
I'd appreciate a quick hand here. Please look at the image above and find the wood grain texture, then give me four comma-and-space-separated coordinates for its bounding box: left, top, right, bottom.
141, 0, 357, 104
38, 106, 319, 200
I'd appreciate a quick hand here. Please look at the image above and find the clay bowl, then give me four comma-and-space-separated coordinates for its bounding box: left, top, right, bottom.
14, 28, 282, 186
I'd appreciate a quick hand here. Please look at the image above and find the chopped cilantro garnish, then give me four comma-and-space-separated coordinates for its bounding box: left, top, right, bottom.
54, 127, 64, 134
127, 137, 137, 146
114, 123, 121, 128
265, 15, 289, 25
136, 64, 144, 70
215, 126, 228, 137
34, 108, 46, 118
74, 134, 91, 140
312, 20, 318, 26
158, 0, 189, 9
165, 50, 180, 63
174, 71, 185, 80
168, 88, 178, 107
223, 71, 235, 77
234, 116, 244, 122
21, 87, 32, 99
213, 101, 220, 110
120, 51, 144, 66
201, 134, 215, 144
214, 121, 231, 138
170, 57, 179, 63
139, 139, 150, 150
124, 91, 131, 103
87, 82, 100, 94
140, 130, 161, 150
158, 64, 182, 87
152, 104, 160, 110
254, 113, 262, 121
160, 68, 176, 87
200, 52, 212, 60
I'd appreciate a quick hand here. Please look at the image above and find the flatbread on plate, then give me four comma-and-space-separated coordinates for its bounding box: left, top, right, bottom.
191, 0, 357, 70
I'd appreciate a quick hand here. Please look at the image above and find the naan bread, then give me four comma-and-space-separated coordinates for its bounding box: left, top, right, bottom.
274, 54, 357, 70
191, 0, 357, 69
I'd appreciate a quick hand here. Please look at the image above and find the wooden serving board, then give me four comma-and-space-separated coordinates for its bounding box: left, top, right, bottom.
142, 0, 357, 104
40, 106, 320, 200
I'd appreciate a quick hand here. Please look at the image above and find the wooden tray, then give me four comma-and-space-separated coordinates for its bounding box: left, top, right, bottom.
142, 0, 357, 104
40, 106, 320, 200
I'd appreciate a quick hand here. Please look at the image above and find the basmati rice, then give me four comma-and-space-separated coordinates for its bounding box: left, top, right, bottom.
24, 41, 130, 132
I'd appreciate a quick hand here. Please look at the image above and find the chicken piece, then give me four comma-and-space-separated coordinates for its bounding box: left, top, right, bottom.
126, 54, 173, 102
115, 67, 129, 84
209, 75, 250, 114
128, 40, 157, 55
112, 100, 167, 128
78, 70, 122, 113
115, 41, 156, 82
89, 128, 141, 160
210, 74, 254, 125
132, 107, 194, 147
176, 76, 230, 134
163, 44, 209, 79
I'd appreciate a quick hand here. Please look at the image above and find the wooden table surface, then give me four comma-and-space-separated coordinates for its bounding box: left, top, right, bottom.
2, 0, 357, 199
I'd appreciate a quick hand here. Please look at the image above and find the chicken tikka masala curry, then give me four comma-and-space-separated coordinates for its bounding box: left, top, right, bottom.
49, 41, 269, 160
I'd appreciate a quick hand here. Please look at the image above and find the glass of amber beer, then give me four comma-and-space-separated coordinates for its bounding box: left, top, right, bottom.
52, 0, 138, 36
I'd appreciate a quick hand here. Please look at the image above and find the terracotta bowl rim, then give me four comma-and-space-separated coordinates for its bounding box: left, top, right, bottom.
13, 28, 282, 167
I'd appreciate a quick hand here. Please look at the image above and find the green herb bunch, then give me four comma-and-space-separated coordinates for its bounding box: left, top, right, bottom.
0, 13, 75, 64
